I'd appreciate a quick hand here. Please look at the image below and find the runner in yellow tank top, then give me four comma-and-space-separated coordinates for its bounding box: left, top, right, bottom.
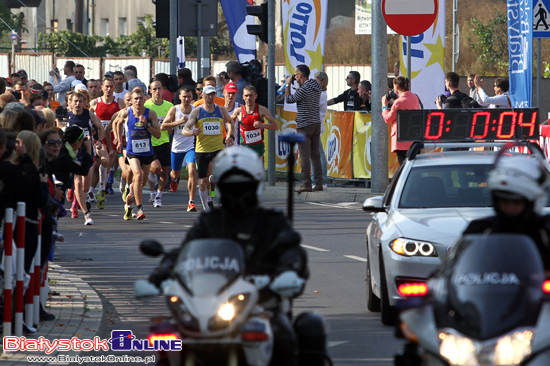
183, 85, 235, 211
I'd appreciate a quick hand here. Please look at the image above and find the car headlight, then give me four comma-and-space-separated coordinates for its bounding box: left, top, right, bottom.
438, 328, 535, 366
390, 238, 438, 257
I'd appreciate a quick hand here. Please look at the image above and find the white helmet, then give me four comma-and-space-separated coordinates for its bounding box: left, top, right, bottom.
487, 154, 549, 214
212, 146, 265, 201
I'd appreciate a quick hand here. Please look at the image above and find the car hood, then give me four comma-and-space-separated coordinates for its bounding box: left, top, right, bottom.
388, 207, 494, 245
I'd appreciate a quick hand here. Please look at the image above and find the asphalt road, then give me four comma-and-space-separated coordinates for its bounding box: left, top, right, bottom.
54, 188, 405, 365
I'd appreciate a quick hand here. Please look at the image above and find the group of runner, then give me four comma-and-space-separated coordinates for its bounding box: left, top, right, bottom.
64, 72, 278, 224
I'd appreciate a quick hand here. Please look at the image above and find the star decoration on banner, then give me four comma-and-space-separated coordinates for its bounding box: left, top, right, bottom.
306, 43, 324, 72
423, 35, 445, 71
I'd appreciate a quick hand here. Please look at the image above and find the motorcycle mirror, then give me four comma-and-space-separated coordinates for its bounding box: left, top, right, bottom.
134, 279, 161, 300
140, 240, 165, 257
275, 230, 301, 248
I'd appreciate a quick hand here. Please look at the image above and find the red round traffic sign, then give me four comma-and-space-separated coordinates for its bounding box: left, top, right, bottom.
382, 0, 438, 36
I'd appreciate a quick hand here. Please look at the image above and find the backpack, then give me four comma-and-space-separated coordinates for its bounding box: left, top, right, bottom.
458, 94, 482, 109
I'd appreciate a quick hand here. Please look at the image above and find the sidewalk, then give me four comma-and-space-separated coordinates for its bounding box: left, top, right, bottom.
0, 181, 378, 364
0, 264, 103, 366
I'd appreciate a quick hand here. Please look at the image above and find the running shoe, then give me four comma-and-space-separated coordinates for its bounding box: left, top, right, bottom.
123, 204, 133, 221
67, 188, 74, 203
169, 179, 179, 193
71, 207, 78, 219
209, 175, 216, 198
119, 178, 126, 194
106, 183, 114, 195
125, 184, 135, 206
187, 201, 197, 212
153, 197, 162, 208
149, 192, 156, 203
136, 208, 146, 220
84, 212, 93, 225
96, 190, 106, 209
122, 186, 130, 203
87, 191, 96, 202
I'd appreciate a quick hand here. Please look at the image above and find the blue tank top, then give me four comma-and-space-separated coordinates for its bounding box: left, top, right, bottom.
126, 108, 153, 156
68, 109, 94, 141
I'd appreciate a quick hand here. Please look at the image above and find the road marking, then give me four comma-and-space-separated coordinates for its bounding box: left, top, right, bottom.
344, 255, 367, 262
301, 244, 330, 252
332, 358, 393, 362
328, 341, 349, 348
307, 202, 363, 211
159, 222, 175, 224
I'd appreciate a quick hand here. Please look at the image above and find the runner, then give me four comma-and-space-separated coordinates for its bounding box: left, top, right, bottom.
112, 71, 128, 100
144, 80, 173, 208
183, 85, 235, 211
67, 91, 107, 225
161, 86, 198, 212
115, 87, 161, 220
231, 85, 277, 161
112, 92, 133, 200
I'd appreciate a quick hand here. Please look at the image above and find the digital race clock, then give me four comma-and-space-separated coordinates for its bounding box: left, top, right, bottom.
397, 108, 539, 141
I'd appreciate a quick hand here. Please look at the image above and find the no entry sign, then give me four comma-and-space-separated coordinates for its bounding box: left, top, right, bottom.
382, 0, 438, 36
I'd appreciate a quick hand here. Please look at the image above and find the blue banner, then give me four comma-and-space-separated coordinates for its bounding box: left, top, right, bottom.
507, 0, 533, 107
220, 0, 257, 63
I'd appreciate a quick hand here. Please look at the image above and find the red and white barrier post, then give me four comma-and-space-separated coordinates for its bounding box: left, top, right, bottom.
33, 213, 43, 323
3, 208, 14, 338
14, 202, 26, 337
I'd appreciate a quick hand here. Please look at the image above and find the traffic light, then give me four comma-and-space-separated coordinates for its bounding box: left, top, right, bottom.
152, 0, 170, 39
246, 2, 268, 43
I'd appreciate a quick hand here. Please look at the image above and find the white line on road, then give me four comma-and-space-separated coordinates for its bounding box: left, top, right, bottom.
301, 244, 330, 252
328, 341, 349, 348
159, 222, 175, 224
344, 255, 367, 262
307, 202, 363, 211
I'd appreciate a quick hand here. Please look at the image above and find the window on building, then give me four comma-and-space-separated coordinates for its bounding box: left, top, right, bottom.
118, 18, 127, 35
100, 18, 109, 36
66, 19, 73, 31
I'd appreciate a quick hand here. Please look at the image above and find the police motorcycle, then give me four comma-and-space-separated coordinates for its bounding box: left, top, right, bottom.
394, 234, 550, 366
135, 237, 331, 366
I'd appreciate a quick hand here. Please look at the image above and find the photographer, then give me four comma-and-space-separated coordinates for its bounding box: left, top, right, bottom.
436, 72, 474, 109
382, 76, 419, 165
226, 60, 251, 105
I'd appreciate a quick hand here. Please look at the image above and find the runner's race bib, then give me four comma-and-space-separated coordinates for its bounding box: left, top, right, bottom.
132, 139, 150, 153
101, 120, 110, 129
203, 121, 221, 135
244, 129, 262, 144
158, 117, 165, 126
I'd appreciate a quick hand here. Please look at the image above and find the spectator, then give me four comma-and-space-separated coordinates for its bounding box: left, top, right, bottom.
226, 60, 251, 105
4, 109, 35, 132
154, 73, 175, 103
74, 64, 88, 87
436, 72, 471, 109
0, 92, 16, 110
194, 78, 204, 102
43, 82, 60, 112
382, 76, 420, 165
27, 79, 37, 90
193, 75, 225, 107
0, 77, 6, 94
10, 72, 21, 84
176, 67, 197, 102
29, 93, 44, 109
0, 109, 17, 128
313, 71, 329, 190
49, 60, 76, 104
216, 71, 230, 97
17, 69, 28, 84
14, 81, 30, 106
284, 64, 324, 192
123, 68, 147, 93
474, 76, 511, 108
327, 70, 362, 111
0, 128, 25, 225
357, 80, 372, 111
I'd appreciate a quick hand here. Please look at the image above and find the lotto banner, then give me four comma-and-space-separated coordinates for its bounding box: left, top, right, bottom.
264, 107, 301, 173
399, 0, 445, 109
353, 112, 399, 178
220, 0, 257, 63
322, 110, 353, 179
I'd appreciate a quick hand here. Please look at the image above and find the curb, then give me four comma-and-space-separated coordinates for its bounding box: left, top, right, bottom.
0, 264, 103, 366
262, 186, 379, 203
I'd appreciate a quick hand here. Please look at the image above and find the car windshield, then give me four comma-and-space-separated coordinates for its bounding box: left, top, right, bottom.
399, 164, 492, 208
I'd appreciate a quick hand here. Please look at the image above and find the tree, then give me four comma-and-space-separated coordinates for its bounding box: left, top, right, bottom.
0, 0, 27, 50
467, 11, 508, 75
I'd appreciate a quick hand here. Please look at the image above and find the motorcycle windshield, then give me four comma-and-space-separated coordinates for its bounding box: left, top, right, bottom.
174, 239, 245, 297
436, 234, 545, 340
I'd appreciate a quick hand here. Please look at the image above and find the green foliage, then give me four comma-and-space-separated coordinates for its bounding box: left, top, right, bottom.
0, 0, 27, 49
467, 11, 509, 75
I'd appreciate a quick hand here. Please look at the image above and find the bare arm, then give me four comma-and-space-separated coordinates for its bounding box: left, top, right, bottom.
90, 112, 105, 142
147, 110, 161, 139
256, 105, 278, 130
220, 107, 235, 145
183, 108, 200, 137
160, 106, 182, 131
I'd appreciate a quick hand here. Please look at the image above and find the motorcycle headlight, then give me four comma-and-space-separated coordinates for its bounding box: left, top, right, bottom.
492, 329, 534, 365
208, 293, 251, 331
218, 303, 235, 321
390, 238, 438, 257
439, 332, 477, 366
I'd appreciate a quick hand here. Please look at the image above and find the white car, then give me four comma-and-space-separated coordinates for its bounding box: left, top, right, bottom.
363, 147, 498, 325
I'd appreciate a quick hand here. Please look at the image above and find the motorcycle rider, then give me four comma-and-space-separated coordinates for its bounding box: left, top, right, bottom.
149, 146, 311, 366
463, 153, 550, 270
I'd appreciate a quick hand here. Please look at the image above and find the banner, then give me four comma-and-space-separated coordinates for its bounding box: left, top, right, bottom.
355, 0, 396, 35
353, 112, 399, 178
282, 0, 328, 78
399, 0, 445, 110
507, 0, 533, 107
322, 110, 353, 179
220, 0, 257, 63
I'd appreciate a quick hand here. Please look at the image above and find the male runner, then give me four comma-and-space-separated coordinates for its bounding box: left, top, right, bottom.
112, 71, 128, 100
183, 85, 235, 211
115, 88, 161, 220
161, 86, 198, 212
144, 80, 173, 208
232, 85, 277, 161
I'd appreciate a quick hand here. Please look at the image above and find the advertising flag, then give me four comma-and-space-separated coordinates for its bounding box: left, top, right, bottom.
399, 0, 445, 109
507, 0, 532, 107
221, 0, 257, 63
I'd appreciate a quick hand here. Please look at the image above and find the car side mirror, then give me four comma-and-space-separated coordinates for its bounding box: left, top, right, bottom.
363, 196, 386, 212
